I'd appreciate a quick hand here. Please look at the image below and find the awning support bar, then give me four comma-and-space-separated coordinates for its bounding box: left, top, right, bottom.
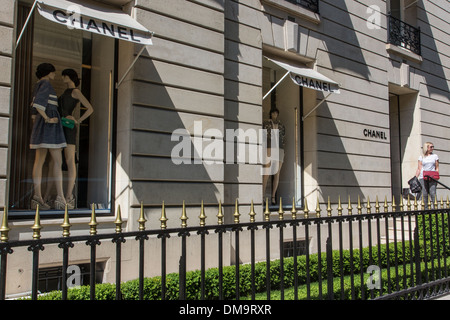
302, 92, 332, 121
116, 45, 147, 89
15, 0, 38, 50
262, 70, 290, 100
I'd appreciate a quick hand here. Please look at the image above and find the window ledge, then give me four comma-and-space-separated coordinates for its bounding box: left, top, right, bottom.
10, 214, 119, 228
261, 0, 320, 24
386, 43, 422, 64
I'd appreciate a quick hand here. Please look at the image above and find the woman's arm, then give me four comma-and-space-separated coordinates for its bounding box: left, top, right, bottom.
415, 160, 422, 177
32, 80, 58, 123
71, 89, 93, 123
36, 108, 58, 123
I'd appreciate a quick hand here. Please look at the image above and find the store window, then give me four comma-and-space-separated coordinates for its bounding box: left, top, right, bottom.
10, 1, 116, 214
262, 58, 303, 209
261, 55, 340, 210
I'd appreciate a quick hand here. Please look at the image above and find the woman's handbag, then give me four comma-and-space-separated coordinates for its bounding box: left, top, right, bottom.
408, 176, 422, 193
423, 171, 440, 181
61, 117, 75, 129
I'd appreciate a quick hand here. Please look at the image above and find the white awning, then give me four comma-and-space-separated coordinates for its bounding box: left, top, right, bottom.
263, 57, 340, 100
35, 0, 153, 45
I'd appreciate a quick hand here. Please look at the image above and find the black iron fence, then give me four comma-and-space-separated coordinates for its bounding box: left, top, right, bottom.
1, 195, 450, 300
388, 14, 421, 55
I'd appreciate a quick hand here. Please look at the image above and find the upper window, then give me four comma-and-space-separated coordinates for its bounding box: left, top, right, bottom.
284, 0, 319, 13
387, 0, 421, 55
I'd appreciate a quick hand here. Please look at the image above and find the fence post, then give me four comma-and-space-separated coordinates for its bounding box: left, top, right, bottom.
179, 201, 188, 300
326, 237, 334, 300
137, 202, 148, 300
414, 227, 422, 298
59, 206, 74, 300
29, 206, 44, 300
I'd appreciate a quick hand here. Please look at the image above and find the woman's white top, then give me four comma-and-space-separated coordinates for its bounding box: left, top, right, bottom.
418, 153, 439, 179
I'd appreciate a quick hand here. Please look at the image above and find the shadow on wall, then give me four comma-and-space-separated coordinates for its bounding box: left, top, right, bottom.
418, 0, 450, 102
130, 58, 221, 210
303, 0, 372, 203
319, 0, 372, 80
311, 103, 367, 203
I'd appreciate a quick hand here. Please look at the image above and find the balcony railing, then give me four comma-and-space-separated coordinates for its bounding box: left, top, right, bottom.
388, 14, 421, 55
284, 0, 319, 13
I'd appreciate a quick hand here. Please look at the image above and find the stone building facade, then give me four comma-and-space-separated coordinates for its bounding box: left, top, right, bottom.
0, 0, 448, 296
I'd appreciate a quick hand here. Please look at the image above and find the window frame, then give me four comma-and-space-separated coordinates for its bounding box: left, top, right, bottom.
8, 1, 118, 219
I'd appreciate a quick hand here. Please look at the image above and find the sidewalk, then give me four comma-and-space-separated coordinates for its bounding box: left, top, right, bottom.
430, 293, 450, 300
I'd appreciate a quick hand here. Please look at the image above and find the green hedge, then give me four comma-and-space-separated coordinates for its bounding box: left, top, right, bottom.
34, 237, 449, 300
418, 212, 450, 257
252, 255, 450, 300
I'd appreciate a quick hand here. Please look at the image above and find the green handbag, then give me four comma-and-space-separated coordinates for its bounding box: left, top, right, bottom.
61, 117, 75, 129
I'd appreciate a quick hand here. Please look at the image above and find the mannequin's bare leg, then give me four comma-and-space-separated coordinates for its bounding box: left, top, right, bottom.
32, 148, 48, 200
271, 162, 283, 202
32, 148, 50, 209
64, 145, 76, 205
43, 158, 55, 202
48, 148, 66, 207
263, 174, 270, 194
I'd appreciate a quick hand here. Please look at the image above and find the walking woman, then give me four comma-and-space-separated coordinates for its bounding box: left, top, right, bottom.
30, 63, 67, 210
415, 142, 439, 208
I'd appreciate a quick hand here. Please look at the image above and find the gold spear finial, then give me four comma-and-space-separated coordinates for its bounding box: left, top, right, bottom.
303, 198, 309, 219
0, 208, 10, 243
278, 197, 284, 220
407, 194, 411, 211
384, 196, 389, 213
61, 205, 71, 237
357, 195, 362, 214
181, 200, 188, 228
138, 201, 147, 231
337, 196, 343, 216
233, 199, 240, 223
366, 196, 371, 214
316, 198, 321, 218
291, 197, 297, 220
348, 196, 353, 215
114, 205, 123, 233
31, 205, 42, 240
89, 203, 98, 235
199, 200, 206, 227
160, 201, 168, 230
392, 195, 396, 212
249, 200, 256, 223
327, 197, 332, 217
217, 200, 224, 225
399, 196, 404, 212
375, 196, 380, 213
264, 198, 270, 221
